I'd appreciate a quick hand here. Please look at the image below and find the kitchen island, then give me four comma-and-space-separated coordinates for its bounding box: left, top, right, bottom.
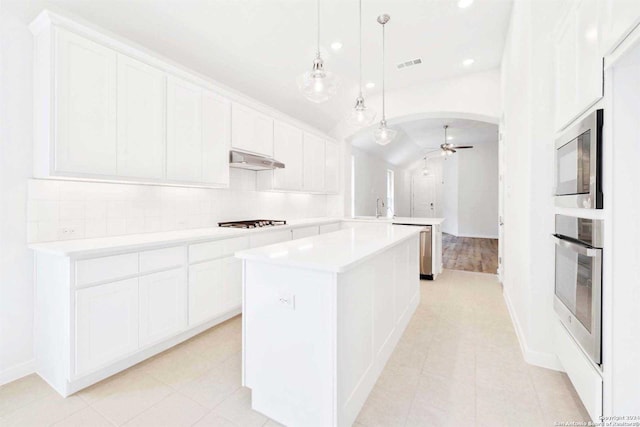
236, 224, 421, 427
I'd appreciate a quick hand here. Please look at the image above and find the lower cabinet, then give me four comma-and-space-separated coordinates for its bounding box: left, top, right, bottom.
75, 278, 139, 376
292, 225, 319, 239
319, 222, 341, 234
139, 268, 187, 347
188, 256, 242, 327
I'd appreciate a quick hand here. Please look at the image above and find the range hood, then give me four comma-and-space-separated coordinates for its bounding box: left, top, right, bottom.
229, 150, 285, 171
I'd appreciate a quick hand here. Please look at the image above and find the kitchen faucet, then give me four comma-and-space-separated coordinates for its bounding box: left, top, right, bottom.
376, 197, 385, 219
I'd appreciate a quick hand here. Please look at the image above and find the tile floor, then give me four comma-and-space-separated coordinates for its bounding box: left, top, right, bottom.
0, 269, 589, 426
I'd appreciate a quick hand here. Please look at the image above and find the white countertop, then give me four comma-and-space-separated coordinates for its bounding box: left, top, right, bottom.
348, 216, 445, 226
27, 216, 444, 257
28, 217, 342, 257
235, 224, 422, 273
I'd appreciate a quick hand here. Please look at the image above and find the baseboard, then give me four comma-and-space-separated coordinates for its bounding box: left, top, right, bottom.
0, 359, 35, 386
502, 289, 563, 371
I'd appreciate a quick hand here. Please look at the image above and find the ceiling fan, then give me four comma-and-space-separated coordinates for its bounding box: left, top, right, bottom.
439, 125, 474, 155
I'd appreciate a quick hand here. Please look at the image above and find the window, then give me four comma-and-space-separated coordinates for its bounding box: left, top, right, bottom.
386, 169, 395, 217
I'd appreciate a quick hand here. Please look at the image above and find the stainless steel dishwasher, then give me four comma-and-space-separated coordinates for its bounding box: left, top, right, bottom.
393, 223, 433, 280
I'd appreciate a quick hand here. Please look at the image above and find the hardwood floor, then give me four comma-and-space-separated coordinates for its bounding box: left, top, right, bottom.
442, 233, 499, 274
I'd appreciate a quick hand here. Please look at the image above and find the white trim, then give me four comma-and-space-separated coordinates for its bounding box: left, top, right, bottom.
502, 289, 563, 371
0, 359, 36, 386
443, 231, 499, 240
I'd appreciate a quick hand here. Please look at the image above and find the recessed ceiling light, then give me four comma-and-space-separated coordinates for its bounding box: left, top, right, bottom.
365, 82, 375, 89
331, 41, 343, 51
447, 136, 454, 140
463, 58, 475, 67
457, 0, 474, 8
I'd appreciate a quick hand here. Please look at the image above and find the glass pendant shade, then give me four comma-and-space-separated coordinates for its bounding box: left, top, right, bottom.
297, 56, 338, 103
346, 96, 376, 126
374, 120, 398, 146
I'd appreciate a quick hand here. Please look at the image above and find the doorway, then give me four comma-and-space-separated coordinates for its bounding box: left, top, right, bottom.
411, 173, 436, 217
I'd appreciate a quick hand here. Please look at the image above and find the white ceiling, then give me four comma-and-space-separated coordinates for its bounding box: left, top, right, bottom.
5, 0, 513, 134
350, 117, 498, 166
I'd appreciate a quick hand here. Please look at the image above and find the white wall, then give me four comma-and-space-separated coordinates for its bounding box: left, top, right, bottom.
334, 69, 502, 220
0, 8, 36, 384
0, 8, 330, 383
441, 156, 459, 235
500, 0, 565, 370
457, 142, 499, 238
352, 147, 398, 217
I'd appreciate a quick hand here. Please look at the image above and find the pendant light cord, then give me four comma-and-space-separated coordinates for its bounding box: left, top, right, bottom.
358, 0, 362, 96
381, 20, 386, 121
316, 0, 321, 57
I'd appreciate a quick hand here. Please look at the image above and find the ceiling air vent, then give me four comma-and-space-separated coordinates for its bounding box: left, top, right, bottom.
397, 58, 422, 69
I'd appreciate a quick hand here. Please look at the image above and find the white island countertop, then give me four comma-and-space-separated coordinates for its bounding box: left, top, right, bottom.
235, 223, 422, 273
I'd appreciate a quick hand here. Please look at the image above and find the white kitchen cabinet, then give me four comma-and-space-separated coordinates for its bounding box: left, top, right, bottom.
188, 259, 224, 326
167, 76, 230, 185
554, 0, 603, 130
303, 133, 326, 192
116, 54, 166, 179
231, 103, 274, 157
75, 278, 139, 375
598, 0, 640, 55
292, 225, 319, 240
324, 141, 340, 194
202, 90, 231, 186
319, 222, 341, 234
221, 256, 243, 313
257, 121, 304, 191
139, 268, 187, 346
55, 28, 117, 176
250, 229, 292, 247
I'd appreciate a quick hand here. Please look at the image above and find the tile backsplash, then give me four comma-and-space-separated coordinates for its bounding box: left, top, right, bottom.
27, 168, 329, 243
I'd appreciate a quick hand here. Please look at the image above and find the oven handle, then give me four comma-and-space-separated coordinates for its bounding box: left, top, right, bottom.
552, 235, 600, 257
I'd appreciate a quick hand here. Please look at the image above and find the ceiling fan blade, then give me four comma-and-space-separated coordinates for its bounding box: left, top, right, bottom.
450, 149, 457, 153
453, 145, 474, 149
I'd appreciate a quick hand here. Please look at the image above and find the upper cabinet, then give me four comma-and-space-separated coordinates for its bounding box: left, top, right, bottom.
303, 133, 326, 193
55, 28, 118, 176
31, 11, 337, 192
598, 0, 640, 56
117, 54, 166, 180
166, 76, 230, 185
271, 120, 304, 190
231, 103, 274, 157
554, 0, 603, 130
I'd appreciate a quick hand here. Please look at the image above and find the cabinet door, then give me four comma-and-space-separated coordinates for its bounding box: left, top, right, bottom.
231, 103, 274, 157
56, 28, 117, 176
167, 76, 203, 182
303, 133, 326, 192
202, 90, 231, 186
222, 256, 243, 313
272, 121, 303, 190
292, 226, 319, 240
250, 229, 292, 247
555, 14, 578, 130
189, 259, 223, 326
324, 141, 340, 194
576, 0, 602, 112
75, 278, 139, 375
139, 268, 187, 347
598, 0, 640, 55
117, 54, 166, 179
319, 222, 341, 234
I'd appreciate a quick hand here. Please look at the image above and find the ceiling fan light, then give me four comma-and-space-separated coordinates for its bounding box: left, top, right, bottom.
347, 96, 376, 127
374, 121, 397, 146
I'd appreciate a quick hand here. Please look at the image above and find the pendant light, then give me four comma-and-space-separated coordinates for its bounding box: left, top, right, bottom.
297, 0, 338, 103
374, 14, 397, 146
346, 0, 376, 127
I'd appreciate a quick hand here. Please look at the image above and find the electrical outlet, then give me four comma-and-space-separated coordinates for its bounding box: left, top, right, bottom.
60, 227, 77, 236
277, 293, 295, 310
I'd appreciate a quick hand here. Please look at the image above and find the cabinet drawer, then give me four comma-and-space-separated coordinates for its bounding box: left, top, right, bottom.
139, 246, 184, 273
189, 236, 250, 264
292, 226, 319, 240
76, 253, 138, 286
250, 229, 292, 248
319, 222, 341, 234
